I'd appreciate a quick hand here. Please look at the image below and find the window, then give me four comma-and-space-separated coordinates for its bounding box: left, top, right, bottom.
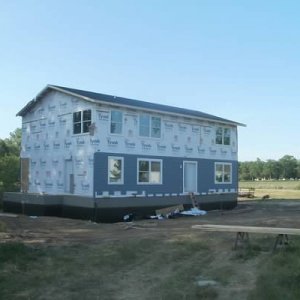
110, 110, 123, 134
223, 128, 230, 145
138, 159, 162, 184
151, 116, 161, 138
215, 163, 232, 184
139, 115, 150, 137
215, 127, 223, 145
215, 127, 231, 145
108, 157, 124, 184
139, 114, 161, 138
73, 109, 91, 134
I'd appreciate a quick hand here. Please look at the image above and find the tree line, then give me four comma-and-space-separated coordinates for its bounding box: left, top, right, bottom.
239, 155, 300, 181
0, 128, 21, 202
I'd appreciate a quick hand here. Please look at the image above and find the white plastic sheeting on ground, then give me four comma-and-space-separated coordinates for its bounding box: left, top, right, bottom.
180, 208, 207, 216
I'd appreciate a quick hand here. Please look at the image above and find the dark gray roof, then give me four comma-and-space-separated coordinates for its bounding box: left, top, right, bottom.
17, 85, 245, 126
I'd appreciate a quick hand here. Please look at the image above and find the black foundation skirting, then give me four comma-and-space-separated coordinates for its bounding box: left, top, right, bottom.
3, 192, 237, 223
3, 201, 62, 217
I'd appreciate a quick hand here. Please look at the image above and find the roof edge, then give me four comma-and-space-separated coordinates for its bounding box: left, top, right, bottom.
50, 85, 246, 127
17, 85, 246, 127
16, 85, 51, 117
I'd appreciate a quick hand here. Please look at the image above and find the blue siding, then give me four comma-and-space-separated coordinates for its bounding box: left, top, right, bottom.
94, 152, 238, 196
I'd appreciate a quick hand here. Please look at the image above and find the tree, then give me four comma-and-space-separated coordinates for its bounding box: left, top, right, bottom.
0, 155, 20, 191
3, 128, 21, 156
279, 155, 298, 179
239, 155, 300, 181
253, 158, 264, 179
296, 161, 300, 178
0, 128, 21, 203
239, 161, 252, 180
263, 160, 281, 180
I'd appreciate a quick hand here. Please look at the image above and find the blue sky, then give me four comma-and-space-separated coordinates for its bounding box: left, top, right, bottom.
1, 0, 300, 161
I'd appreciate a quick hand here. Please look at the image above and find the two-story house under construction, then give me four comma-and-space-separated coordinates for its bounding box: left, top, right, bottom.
4, 85, 245, 221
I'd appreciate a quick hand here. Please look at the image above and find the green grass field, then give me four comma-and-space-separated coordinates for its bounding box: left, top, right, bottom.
239, 180, 300, 199
239, 180, 300, 190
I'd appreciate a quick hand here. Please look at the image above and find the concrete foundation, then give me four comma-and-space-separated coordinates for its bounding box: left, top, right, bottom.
3, 192, 237, 222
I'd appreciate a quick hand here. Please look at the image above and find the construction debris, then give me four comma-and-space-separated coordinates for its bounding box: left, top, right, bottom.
155, 204, 184, 217
180, 207, 207, 216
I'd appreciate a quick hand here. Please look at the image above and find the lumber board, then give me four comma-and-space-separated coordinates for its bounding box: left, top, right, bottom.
0, 213, 18, 218
156, 204, 184, 216
192, 224, 300, 235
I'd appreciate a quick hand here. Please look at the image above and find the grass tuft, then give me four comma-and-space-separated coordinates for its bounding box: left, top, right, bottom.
0, 221, 6, 232
249, 240, 300, 300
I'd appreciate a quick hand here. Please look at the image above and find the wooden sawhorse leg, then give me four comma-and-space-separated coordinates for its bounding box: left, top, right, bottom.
273, 234, 289, 251
234, 232, 249, 250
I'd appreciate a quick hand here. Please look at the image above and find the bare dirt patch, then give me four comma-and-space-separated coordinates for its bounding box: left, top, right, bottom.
2, 200, 300, 246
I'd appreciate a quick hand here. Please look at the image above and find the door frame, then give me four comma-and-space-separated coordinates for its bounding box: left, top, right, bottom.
64, 159, 74, 194
21, 158, 30, 193
183, 160, 198, 194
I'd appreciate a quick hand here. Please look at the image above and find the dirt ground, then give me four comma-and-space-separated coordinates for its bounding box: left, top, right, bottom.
2, 200, 300, 300
2, 199, 300, 246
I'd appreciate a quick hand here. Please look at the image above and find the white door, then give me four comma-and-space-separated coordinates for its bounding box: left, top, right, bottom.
64, 159, 74, 194
183, 161, 198, 193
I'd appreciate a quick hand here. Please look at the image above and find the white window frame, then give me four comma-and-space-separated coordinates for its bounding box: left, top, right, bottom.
73, 109, 92, 135
108, 156, 124, 184
215, 127, 231, 146
139, 114, 161, 138
110, 110, 123, 135
214, 162, 232, 184
137, 158, 163, 185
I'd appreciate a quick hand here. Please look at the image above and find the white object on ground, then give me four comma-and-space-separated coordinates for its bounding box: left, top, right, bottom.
180, 208, 207, 216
